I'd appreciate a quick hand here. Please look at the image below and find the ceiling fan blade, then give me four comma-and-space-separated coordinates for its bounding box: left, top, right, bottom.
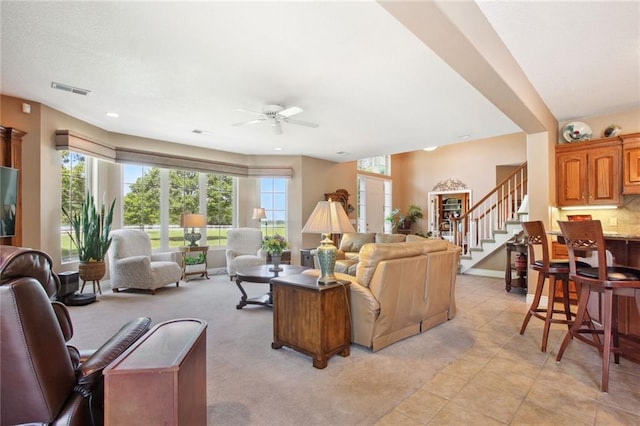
278, 106, 303, 118
272, 121, 283, 135
232, 118, 264, 127
285, 118, 319, 128
235, 108, 265, 116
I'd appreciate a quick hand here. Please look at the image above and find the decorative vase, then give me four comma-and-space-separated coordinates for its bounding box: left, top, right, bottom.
269, 253, 283, 272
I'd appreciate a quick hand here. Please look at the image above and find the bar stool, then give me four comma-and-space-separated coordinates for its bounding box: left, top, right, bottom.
519, 221, 581, 352
556, 220, 640, 392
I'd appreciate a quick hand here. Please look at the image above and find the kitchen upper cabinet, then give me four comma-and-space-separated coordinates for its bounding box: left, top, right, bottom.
556, 138, 622, 207
622, 132, 640, 195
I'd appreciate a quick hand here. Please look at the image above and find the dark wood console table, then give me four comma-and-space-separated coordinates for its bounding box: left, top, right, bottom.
505, 241, 527, 292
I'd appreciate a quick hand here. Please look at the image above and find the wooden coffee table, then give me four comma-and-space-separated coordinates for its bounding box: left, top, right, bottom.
234, 264, 309, 309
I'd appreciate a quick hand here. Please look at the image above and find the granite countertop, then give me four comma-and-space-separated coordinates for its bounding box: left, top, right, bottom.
548, 230, 640, 240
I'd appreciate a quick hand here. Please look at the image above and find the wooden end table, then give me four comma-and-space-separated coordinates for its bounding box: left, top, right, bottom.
270, 274, 351, 369
179, 245, 209, 282
505, 241, 527, 292
234, 264, 309, 309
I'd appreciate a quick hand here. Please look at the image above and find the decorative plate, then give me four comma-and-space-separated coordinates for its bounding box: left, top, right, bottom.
603, 124, 622, 138
562, 121, 592, 143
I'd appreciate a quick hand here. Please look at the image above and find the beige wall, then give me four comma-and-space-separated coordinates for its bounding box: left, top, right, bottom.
395, 132, 528, 235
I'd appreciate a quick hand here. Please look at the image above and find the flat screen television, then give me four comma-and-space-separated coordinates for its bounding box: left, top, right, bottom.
0, 166, 18, 237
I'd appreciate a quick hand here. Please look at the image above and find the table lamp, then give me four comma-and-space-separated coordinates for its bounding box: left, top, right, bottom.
252, 207, 267, 235
302, 200, 355, 284
181, 213, 206, 246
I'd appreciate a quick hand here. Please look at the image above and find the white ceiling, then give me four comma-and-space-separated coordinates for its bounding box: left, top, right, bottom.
1, 1, 638, 162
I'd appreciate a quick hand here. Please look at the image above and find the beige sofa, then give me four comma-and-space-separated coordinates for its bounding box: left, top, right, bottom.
305, 238, 460, 351
315, 232, 409, 275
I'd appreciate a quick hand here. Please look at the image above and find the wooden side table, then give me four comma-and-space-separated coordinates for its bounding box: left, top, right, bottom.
505, 241, 527, 292
271, 274, 351, 369
300, 249, 315, 268
178, 245, 209, 281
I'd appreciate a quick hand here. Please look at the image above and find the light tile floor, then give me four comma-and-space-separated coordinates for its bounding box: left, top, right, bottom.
377, 274, 640, 425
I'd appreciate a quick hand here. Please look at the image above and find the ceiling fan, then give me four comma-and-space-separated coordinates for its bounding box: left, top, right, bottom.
233, 104, 319, 135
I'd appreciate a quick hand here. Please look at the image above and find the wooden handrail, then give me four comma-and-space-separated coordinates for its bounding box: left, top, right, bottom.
450, 162, 527, 253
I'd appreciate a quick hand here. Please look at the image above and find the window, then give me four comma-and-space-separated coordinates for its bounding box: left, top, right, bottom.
260, 178, 287, 237
357, 155, 390, 176
123, 165, 162, 247
61, 151, 89, 261
122, 164, 235, 250
205, 173, 233, 246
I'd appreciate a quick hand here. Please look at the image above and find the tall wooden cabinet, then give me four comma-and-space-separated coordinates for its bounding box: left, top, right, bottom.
622, 132, 640, 194
0, 126, 24, 247
556, 137, 622, 207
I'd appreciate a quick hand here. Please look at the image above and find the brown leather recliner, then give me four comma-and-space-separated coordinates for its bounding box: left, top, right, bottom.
0, 246, 151, 426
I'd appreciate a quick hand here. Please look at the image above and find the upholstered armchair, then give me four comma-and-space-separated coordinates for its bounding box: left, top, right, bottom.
0, 246, 151, 426
108, 229, 182, 294
226, 227, 267, 280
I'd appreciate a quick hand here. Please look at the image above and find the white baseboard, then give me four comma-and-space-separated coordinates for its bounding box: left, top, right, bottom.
462, 268, 504, 278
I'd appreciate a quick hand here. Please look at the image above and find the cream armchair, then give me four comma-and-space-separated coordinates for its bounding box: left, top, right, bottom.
226, 227, 267, 280
108, 229, 182, 294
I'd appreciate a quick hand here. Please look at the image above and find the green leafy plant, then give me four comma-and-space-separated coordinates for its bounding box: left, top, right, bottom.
62, 192, 116, 262
184, 253, 205, 265
262, 234, 288, 255
406, 204, 423, 223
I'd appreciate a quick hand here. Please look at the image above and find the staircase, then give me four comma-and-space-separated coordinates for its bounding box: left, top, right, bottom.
449, 163, 528, 274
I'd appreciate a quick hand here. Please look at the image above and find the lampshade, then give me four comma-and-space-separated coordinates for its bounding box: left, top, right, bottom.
180, 213, 206, 246
302, 201, 355, 235
252, 207, 267, 220
181, 213, 207, 228
302, 201, 355, 284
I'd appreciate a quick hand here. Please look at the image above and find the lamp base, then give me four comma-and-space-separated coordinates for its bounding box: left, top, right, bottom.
316, 233, 337, 285
185, 231, 201, 247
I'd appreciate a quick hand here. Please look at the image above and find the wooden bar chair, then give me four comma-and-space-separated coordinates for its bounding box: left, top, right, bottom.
556, 220, 640, 392
519, 221, 583, 352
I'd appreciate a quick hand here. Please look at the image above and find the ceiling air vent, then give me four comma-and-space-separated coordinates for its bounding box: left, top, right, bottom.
51, 82, 91, 96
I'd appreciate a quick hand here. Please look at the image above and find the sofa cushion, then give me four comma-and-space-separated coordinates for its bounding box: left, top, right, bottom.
375, 233, 406, 243
339, 233, 375, 253
356, 242, 427, 288
405, 234, 428, 242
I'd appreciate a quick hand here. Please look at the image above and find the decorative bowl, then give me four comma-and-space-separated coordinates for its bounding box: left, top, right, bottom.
562, 121, 592, 143
603, 124, 622, 138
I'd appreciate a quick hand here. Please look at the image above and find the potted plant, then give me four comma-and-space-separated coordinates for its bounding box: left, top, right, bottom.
63, 192, 116, 284
395, 205, 424, 232
262, 234, 289, 271
385, 208, 400, 230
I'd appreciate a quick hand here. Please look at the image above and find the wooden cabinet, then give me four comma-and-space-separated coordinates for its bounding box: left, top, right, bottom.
556, 138, 622, 207
271, 274, 350, 369
104, 319, 207, 426
622, 132, 640, 194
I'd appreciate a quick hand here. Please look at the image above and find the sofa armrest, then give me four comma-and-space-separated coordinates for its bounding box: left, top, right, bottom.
150, 251, 178, 263
347, 277, 380, 348
115, 255, 151, 269
76, 317, 152, 388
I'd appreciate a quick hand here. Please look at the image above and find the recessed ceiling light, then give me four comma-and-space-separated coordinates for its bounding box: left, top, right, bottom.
336, 151, 349, 155
106, 112, 119, 118
458, 134, 471, 140
274, 147, 283, 151
423, 146, 438, 152
51, 81, 91, 96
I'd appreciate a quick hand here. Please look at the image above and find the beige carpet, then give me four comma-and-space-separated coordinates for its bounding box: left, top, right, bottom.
67, 271, 477, 425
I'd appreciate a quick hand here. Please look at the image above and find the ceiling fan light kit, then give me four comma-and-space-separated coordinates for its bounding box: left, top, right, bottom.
233, 104, 318, 134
